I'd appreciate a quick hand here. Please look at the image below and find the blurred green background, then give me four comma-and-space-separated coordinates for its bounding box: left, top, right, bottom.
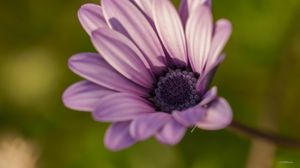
0, 0, 300, 167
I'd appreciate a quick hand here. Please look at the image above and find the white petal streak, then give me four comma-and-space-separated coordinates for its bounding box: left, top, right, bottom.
132, 0, 154, 19
91, 28, 154, 89
153, 0, 187, 65
179, 0, 211, 26
68, 53, 147, 96
186, 5, 213, 74
102, 0, 166, 73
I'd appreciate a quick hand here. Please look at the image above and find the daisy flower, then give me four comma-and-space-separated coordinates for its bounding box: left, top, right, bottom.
63, 0, 232, 151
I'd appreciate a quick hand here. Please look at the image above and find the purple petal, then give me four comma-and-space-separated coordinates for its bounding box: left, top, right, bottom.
200, 86, 217, 106
179, 0, 211, 26
104, 121, 136, 151
92, 93, 154, 122
153, 0, 187, 66
68, 52, 147, 96
206, 19, 232, 68
62, 80, 115, 112
102, 0, 166, 73
197, 97, 233, 130
78, 4, 107, 36
155, 119, 186, 145
186, 5, 213, 74
91, 28, 154, 89
173, 107, 206, 127
131, 0, 154, 20
130, 112, 171, 140
196, 54, 225, 93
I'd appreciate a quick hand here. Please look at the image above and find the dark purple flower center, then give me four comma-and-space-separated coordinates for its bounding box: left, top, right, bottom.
153, 69, 201, 113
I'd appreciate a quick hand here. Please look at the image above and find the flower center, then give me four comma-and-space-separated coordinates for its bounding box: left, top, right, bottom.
152, 69, 201, 113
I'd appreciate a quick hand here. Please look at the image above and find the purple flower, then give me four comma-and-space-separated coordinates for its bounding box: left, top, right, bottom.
63, 0, 232, 151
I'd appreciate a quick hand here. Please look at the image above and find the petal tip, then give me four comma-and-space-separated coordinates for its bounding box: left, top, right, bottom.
104, 122, 136, 151
197, 97, 233, 130
216, 19, 232, 36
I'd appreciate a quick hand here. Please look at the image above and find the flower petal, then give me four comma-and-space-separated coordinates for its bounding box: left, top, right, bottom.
78, 4, 107, 36
153, 0, 187, 66
179, 0, 211, 26
200, 86, 217, 106
131, 0, 154, 21
102, 0, 166, 73
68, 52, 147, 96
207, 19, 232, 68
196, 54, 225, 93
62, 80, 115, 112
155, 119, 186, 145
104, 121, 136, 151
186, 5, 213, 74
130, 112, 171, 141
91, 28, 154, 89
197, 97, 233, 130
173, 107, 206, 127
92, 93, 154, 122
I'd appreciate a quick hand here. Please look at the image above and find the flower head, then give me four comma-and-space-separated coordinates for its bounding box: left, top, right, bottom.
63, 0, 232, 151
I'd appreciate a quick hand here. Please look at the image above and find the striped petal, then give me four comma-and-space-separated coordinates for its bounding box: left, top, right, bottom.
91, 28, 154, 89
131, 0, 154, 21
179, 0, 211, 26
92, 93, 154, 122
102, 0, 166, 73
153, 0, 187, 66
186, 5, 213, 74
62, 80, 115, 112
68, 52, 147, 96
78, 4, 107, 35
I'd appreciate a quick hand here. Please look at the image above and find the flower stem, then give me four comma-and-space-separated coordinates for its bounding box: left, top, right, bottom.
228, 120, 300, 149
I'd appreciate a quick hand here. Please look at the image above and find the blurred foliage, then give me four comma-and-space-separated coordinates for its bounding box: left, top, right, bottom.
0, 0, 300, 167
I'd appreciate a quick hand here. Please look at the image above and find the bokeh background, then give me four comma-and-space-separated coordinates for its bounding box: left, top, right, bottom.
0, 0, 300, 167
